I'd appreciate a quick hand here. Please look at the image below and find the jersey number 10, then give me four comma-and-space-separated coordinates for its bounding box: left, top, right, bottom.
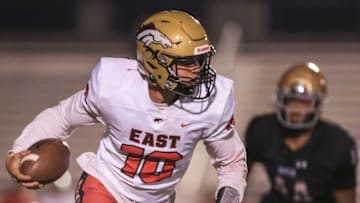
120, 144, 183, 183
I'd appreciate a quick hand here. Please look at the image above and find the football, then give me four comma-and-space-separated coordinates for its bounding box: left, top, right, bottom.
19, 138, 71, 184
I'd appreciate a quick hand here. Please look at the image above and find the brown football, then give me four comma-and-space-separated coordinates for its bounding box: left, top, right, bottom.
19, 138, 70, 184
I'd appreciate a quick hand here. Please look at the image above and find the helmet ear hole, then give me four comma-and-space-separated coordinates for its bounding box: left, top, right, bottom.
149, 74, 156, 83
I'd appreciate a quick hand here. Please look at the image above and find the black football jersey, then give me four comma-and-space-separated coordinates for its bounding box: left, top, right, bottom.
245, 113, 357, 203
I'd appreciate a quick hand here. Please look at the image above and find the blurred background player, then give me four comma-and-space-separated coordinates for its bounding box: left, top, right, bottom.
244, 63, 357, 203
5, 10, 247, 203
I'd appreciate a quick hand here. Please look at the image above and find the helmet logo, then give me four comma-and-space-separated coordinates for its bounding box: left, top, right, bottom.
194, 44, 210, 55
137, 28, 172, 48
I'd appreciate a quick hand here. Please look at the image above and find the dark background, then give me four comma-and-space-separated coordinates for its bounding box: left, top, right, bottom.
0, 0, 359, 42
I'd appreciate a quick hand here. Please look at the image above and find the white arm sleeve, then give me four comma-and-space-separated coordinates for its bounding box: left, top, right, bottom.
10, 91, 98, 153
204, 130, 248, 202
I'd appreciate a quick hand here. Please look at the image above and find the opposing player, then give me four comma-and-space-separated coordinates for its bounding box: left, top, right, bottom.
5, 10, 247, 203
245, 63, 357, 203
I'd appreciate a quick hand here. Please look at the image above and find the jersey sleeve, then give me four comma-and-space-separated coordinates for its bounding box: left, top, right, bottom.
204, 130, 247, 202
203, 86, 236, 142
331, 136, 357, 190
11, 91, 97, 153
82, 60, 103, 118
10, 60, 106, 153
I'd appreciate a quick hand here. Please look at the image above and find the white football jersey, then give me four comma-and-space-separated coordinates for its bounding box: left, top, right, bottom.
78, 57, 236, 203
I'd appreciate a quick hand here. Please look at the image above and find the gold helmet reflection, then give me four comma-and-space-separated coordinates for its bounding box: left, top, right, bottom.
136, 10, 216, 99
276, 62, 327, 129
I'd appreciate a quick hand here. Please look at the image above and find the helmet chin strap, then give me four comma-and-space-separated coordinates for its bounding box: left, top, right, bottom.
172, 83, 195, 96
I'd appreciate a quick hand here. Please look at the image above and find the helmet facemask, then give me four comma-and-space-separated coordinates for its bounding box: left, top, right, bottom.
164, 49, 216, 100
275, 63, 327, 130
276, 84, 324, 130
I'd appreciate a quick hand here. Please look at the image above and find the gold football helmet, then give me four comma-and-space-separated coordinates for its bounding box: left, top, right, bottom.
276, 62, 327, 129
136, 10, 216, 99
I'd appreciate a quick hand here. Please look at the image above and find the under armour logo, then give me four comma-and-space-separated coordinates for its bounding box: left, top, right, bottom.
295, 160, 307, 170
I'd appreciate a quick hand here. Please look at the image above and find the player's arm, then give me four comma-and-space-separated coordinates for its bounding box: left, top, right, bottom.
9, 91, 97, 153
332, 138, 357, 203
6, 60, 103, 189
205, 130, 247, 203
6, 91, 97, 188
203, 85, 247, 202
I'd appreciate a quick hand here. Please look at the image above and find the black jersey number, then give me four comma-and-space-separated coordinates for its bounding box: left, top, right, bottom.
275, 176, 313, 202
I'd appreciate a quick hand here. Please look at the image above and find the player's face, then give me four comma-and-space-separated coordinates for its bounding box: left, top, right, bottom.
284, 97, 315, 124
166, 53, 215, 99
172, 59, 201, 86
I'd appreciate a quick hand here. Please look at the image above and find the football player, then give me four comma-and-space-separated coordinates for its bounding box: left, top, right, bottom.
5, 10, 247, 203
245, 63, 357, 203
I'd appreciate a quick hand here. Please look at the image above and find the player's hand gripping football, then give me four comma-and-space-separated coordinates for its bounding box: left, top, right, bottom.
5, 150, 43, 189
